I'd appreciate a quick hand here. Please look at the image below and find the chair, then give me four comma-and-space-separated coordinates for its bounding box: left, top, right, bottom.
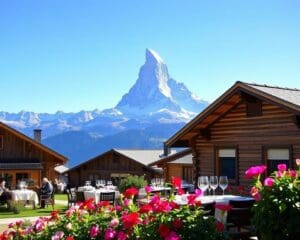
40, 191, 55, 210
99, 192, 115, 205
227, 199, 258, 240
202, 201, 215, 216
66, 188, 77, 207
76, 191, 85, 202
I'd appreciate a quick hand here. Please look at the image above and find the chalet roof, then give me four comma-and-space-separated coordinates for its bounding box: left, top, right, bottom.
165, 81, 300, 148
149, 149, 192, 166
0, 122, 67, 163
114, 149, 176, 166
68, 148, 173, 172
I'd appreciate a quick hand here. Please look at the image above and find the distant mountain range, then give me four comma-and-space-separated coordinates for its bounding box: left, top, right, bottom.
0, 49, 209, 166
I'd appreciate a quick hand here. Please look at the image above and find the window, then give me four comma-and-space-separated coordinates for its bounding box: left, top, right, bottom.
16, 173, 29, 186
218, 149, 237, 181
0, 135, 3, 150
246, 99, 262, 117
267, 149, 290, 174
182, 166, 194, 183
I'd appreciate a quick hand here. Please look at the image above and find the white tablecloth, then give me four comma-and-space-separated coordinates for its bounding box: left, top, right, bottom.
77, 186, 96, 192
84, 189, 120, 203
11, 189, 39, 205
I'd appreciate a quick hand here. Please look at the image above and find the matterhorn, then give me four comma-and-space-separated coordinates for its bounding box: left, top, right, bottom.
115, 48, 208, 122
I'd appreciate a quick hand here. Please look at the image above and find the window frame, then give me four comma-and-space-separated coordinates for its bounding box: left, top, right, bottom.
262, 145, 293, 175
214, 146, 239, 185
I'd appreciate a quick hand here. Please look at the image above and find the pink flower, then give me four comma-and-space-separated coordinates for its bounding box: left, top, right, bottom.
34, 219, 46, 232
104, 228, 116, 240
90, 224, 100, 238
195, 188, 203, 197
288, 170, 298, 178
144, 185, 153, 193
245, 165, 267, 178
296, 159, 300, 166
109, 218, 119, 228
277, 164, 287, 172
117, 231, 127, 240
51, 231, 64, 240
250, 186, 261, 201
165, 231, 181, 240
264, 177, 275, 187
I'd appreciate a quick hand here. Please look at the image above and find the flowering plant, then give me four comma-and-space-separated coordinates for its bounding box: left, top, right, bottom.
1, 180, 228, 240
246, 161, 300, 240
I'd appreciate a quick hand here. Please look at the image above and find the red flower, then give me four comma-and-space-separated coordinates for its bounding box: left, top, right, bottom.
177, 188, 185, 195
171, 176, 182, 188
124, 187, 139, 198
215, 221, 224, 232
66, 236, 74, 240
172, 218, 183, 229
158, 224, 170, 237
121, 212, 141, 229
50, 210, 60, 220
97, 200, 110, 207
139, 204, 152, 214
215, 204, 232, 212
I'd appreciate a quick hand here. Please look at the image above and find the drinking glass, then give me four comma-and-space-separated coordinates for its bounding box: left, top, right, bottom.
198, 176, 209, 195
96, 180, 101, 188
210, 176, 218, 195
219, 176, 228, 195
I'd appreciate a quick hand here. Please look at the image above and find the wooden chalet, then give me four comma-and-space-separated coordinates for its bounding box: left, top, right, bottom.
0, 122, 68, 188
149, 149, 193, 183
67, 149, 164, 187
165, 81, 300, 185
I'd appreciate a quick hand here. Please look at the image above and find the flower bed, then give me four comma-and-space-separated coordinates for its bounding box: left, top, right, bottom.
246, 160, 300, 240
0, 185, 228, 240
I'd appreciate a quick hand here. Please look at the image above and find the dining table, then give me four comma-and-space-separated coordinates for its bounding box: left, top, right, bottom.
10, 189, 39, 208
83, 188, 120, 204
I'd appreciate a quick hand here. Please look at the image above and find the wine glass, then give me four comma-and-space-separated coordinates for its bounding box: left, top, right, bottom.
96, 180, 101, 189
198, 176, 209, 195
210, 176, 218, 195
219, 176, 228, 195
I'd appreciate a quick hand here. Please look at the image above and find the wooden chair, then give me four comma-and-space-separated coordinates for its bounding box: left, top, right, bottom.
99, 192, 115, 205
76, 191, 85, 202
227, 199, 258, 240
66, 188, 77, 207
202, 201, 215, 216
40, 191, 55, 210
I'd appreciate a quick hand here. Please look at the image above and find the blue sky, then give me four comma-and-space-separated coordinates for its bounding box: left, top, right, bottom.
0, 1, 299, 113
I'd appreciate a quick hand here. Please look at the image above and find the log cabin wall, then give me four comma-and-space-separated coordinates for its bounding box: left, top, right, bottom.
195, 99, 300, 185
68, 151, 157, 187
0, 125, 64, 188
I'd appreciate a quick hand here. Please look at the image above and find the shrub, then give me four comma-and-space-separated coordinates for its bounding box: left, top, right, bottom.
246, 161, 300, 240
1, 181, 229, 240
118, 175, 147, 193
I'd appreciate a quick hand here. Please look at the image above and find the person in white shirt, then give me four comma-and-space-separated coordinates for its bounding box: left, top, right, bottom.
0, 180, 11, 202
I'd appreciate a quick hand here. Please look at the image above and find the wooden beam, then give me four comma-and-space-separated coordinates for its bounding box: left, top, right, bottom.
199, 128, 211, 140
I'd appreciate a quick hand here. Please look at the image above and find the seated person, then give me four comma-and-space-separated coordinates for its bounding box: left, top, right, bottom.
39, 177, 53, 208
0, 180, 11, 203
